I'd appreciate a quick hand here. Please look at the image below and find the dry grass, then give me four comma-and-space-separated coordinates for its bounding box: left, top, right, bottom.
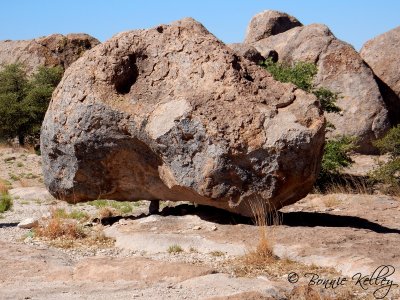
0, 179, 10, 194
33, 207, 114, 249
314, 174, 372, 195
34, 214, 86, 240
245, 197, 282, 260
98, 207, 114, 220
167, 244, 183, 254
323, 195, 341, 208
18, 178, 33, 187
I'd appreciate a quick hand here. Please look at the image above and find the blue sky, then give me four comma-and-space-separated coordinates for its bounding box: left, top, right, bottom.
0, 1, 399, 50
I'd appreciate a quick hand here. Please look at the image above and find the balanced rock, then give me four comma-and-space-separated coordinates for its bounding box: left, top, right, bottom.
244, 10, 302, 44
248, 20, 390, 153
360, 26, 400, 125
0, 33, 100, 73
41, 18, 325, 216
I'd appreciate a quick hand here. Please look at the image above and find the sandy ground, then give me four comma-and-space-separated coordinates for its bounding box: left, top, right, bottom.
1, 146, 399, 300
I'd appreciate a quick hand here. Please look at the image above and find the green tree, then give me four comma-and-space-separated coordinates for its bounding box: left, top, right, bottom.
0, 64, 63, 145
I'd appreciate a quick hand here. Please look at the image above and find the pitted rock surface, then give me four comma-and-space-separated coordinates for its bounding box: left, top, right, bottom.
41, 18, 325, 216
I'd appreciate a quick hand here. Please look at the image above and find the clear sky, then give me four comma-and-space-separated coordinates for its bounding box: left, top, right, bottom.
0, 0, 399, 50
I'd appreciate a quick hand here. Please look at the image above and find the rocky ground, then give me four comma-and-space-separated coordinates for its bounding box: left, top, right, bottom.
1, 146, 400, 300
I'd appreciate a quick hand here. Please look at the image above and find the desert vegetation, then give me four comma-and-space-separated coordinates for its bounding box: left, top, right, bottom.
0, 63, 63, 145
261, 58, 341, 113
371, 125, 400, 194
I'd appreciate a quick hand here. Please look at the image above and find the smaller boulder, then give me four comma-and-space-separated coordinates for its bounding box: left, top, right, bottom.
244, 10, 302, 44
18, 218, 39, 229
228, 43, 265, 64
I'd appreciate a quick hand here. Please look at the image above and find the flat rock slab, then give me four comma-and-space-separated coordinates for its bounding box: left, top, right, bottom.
277, 194, 400, 285
105, 193, 400, 294
9, 187, 53, 201
0, 241, 279, 300
104, 214, 248, 255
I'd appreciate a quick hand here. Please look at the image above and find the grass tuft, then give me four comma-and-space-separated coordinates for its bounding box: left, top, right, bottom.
53, 208, 89, 221
167, 244, 183, 254
87, 199, 136, 215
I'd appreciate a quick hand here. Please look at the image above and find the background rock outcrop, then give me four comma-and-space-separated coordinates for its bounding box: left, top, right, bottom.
0, 33, 100, 73
41, 18, 325, 216
245, 11, 391, 153
227, 43, 265, 64
360, 26, 400, 125
244, 10, 302, 44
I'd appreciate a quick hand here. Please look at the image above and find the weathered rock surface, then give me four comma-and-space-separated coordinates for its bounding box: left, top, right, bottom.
41, 18, 325, 216
360, 26, 400, 125
0, 33, 100, 73
227, 43, 265, 64
247, 15, 390, 153
244, 10, 302, 44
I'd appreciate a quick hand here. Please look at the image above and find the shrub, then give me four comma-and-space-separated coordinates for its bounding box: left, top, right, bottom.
313, 87, 341, 114
0, 64, 63, 145
34, 217, 85, 240
260, 59, 341, 113
33, 209, 86, 240
0, 192, 13, 213
315, 137, 356, 191
373, 125, 400, 157
371, 126, 400, 193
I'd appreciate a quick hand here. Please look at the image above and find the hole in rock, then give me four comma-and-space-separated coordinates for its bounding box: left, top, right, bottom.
113, 54, 140, 95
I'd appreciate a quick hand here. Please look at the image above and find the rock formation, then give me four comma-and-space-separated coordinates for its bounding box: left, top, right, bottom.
227, 43, 265, 64
245, 11, 391, 153
244, 10, 302, 44
0, 33, 100, 73
41, 18, 325, 216
360, 26, 400, 125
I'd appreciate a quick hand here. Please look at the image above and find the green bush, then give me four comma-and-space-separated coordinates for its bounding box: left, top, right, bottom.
371, 126, 400, 193
260, 59, 341, 113
315, 137, 356, 191
373, 125, 400, 157
0, 192, 13, 213
0, 64, 63, 145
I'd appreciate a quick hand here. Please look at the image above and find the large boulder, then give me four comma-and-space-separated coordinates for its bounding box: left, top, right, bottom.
244, 10, 302, 44
248, 20, 390, 153
41, 18, 325, 216
0, 33, 100, 73
360, 26, 400, 125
